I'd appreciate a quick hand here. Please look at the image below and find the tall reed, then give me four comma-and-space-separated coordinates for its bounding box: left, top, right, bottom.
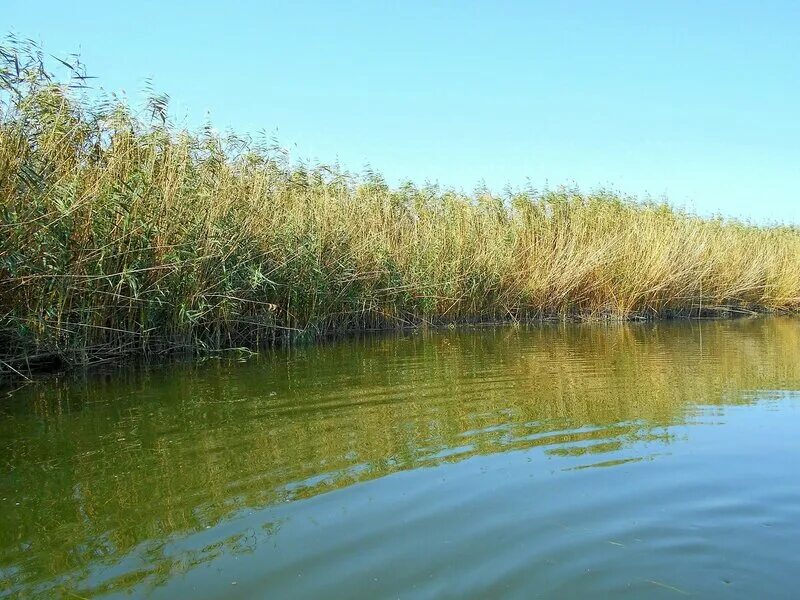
2, 40, 799, 376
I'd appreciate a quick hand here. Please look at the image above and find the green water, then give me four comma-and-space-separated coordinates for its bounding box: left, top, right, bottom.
2, 318, 800, 599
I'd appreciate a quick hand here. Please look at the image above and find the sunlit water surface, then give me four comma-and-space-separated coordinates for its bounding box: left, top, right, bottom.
2, 318, 800, 598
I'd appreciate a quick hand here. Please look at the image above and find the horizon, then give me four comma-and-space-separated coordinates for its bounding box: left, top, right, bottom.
7, 0, 800, 223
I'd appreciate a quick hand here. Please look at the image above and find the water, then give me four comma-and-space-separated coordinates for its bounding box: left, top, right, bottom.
2, 318, 800, 599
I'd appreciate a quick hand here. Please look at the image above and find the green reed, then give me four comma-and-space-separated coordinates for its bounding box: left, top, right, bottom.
2, 39, 799, 377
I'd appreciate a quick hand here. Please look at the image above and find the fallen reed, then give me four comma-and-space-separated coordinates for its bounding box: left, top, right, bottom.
2, 40, 799, 376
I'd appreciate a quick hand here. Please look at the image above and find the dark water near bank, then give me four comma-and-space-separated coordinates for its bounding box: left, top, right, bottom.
2, 319, 800, 598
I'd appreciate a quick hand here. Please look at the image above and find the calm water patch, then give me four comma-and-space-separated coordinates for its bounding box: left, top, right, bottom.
2, 318, 800, 598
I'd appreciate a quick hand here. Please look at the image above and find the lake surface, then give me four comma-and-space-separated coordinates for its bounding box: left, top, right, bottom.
2, 318, 800, 598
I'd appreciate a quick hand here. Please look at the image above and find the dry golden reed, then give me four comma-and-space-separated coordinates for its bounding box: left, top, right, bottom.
1, 40, 799, 374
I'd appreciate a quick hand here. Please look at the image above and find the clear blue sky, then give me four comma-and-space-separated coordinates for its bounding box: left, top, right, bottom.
6, 1, 800, 223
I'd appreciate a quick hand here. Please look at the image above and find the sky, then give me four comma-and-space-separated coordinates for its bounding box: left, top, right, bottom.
5, 1, 800, 223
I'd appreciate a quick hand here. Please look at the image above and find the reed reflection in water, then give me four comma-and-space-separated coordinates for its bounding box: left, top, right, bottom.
2, 317, 800, 598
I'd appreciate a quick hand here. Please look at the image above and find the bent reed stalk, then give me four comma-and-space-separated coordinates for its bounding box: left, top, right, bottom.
1, 40, 799, 377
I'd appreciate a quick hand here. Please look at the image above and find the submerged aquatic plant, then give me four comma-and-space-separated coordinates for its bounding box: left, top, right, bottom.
1, 38, 799, 377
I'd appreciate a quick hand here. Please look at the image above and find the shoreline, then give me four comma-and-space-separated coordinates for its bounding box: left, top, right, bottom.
1, 309, 787, 383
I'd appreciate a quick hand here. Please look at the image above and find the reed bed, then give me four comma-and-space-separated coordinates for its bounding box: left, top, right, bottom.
2, 41, 799, 376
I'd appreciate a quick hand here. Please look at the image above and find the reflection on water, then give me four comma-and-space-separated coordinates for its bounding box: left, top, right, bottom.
2, 318, 800, 598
